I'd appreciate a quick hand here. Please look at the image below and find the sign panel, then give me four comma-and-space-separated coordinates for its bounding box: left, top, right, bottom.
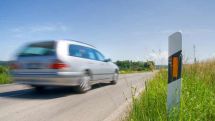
167, 32, 182, 112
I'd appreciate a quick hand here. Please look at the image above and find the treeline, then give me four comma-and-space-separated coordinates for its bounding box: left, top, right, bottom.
0, 61, 10, 66
115, 60, 155, 72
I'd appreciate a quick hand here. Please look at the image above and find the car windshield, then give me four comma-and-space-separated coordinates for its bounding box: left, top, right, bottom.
18, 41, 56, 57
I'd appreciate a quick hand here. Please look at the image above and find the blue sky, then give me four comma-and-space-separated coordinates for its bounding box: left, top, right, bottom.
0, 0, 215, 64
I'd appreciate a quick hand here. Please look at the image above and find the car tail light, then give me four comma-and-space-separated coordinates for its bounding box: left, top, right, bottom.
49, 60, 68, 69
10, 62, 20, 70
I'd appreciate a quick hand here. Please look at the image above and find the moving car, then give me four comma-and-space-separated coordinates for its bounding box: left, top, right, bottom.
11, 40, 119, 93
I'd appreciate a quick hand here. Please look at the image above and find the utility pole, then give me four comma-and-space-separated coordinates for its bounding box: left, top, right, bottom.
193, 45, 197, 64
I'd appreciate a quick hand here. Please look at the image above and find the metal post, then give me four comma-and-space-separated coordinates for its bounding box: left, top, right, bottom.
167, 32, 182, 118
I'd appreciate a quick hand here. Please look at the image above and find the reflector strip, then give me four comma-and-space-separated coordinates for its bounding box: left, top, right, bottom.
172, 57, 179, 78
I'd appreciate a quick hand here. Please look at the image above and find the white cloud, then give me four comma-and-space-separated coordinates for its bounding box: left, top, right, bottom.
148, 50, 168, 65
160, 28, 215, 35
10, 23, 68, 38
30, 24, 68, 32
11, 28, 23, 33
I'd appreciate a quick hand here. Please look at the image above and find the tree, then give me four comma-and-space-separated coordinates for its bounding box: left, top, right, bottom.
115, 60, 155, 72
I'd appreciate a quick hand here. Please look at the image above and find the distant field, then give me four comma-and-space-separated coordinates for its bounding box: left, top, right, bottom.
0, 66, 11, 84
128, 60, 215, 121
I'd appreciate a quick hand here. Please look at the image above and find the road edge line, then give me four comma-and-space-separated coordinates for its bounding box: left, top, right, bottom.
0, 83, 16, 87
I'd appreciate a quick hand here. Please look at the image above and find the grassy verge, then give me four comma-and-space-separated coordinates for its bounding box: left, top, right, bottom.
119, 70, 147, 74
120, 70, 151, 74
128, 60, 215, 121
0, 66, 12, 84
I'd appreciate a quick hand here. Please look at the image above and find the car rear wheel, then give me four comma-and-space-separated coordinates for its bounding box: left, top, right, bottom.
111, 71, 119, 85
77, 72, 92, 93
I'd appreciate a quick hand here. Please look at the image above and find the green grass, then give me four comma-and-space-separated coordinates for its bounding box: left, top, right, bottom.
0, 66, 12, 84
128, 60, 215, 121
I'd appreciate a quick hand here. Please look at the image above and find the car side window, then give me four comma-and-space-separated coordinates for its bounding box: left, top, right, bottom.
94, 50, 105, 61
87, 49, 96, 60
69, 45, 97, 60
69, 45, 86, 58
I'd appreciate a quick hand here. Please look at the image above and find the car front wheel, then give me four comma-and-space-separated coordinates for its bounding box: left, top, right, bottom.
111, 71, 119, 85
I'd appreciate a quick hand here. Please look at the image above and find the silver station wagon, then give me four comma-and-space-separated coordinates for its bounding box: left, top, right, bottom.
11, 40, 119, 93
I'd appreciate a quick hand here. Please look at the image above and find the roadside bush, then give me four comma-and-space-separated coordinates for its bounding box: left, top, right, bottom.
0, 66, 9, 74
0, 66, 11, 84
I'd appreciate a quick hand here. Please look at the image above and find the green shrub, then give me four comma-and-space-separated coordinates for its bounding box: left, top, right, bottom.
0, 66, 9, 74
0, 66, 11, 84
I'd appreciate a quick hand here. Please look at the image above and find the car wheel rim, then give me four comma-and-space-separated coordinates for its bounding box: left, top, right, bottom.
80, 75, 91, 91
113, 73, 118, 81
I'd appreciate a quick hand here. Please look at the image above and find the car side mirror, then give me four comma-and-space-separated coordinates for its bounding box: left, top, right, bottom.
104, 58, 112, 62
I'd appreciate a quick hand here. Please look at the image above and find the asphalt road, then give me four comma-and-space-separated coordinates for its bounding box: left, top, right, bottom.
0, 72, 155, 121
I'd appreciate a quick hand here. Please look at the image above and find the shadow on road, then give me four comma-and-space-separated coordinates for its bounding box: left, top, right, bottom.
92, 82, 113, 90
0, 82, 113, 100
